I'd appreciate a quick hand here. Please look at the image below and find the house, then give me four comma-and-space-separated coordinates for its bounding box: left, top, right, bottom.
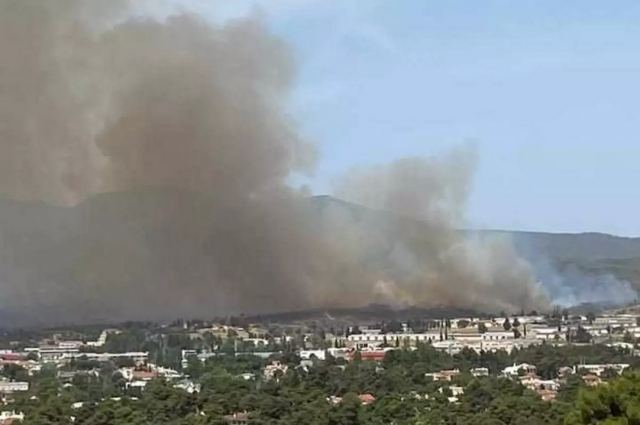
127, 381, 148, 390
470, 367, 489, 377
582, 374, 603, 387
327, 394, 376, 406
0, 353, 25, 362
0, 411, 24, 424
174, 379, 200, 394
0, 381, 28, 393
537, 388, 557, 402
347, 332, 440, 349
299, 350, 326, 360
482, 331, 514, 341
449, 386, 464, 397
237, 373, 255, 381
263, 361, 288, 381
576, 363, 629, 377
358, 393, 376, 405
431, 341, 464, 355
557, 366, 574, 378
223, 412, 249, 425
502, 363, 536, 377
131, 369, 158, 381
531, 327, 563, 341
426, 369, 460, 382
327, 395, 342, 405
349, 349, 388, 362
519, 374, 560, 391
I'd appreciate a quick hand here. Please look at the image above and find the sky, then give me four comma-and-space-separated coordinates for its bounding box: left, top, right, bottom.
179, 0, 640, 236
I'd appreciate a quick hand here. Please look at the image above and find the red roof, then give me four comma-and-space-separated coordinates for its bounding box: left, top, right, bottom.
132, 370, 157, 381
358, 394, 376, 405
0, 354, 24, 361
355, 351, 386, 361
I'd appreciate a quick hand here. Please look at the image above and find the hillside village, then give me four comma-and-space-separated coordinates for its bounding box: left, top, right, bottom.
0, 309, 640, 423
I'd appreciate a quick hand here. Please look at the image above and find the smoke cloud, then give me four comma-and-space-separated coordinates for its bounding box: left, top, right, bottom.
0, 0, 550, 325
334, 149, 550, 313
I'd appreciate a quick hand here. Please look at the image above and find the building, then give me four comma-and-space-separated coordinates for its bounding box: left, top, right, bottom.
426, 369, 460, 382
470, 367, 489, 377
576, 363, 629, 377
299, 349, 327, 360
502, 363, 536, 377
38, 346, 80, 361
482, 331, 514, 341
0, 411, 24, 424
263, 361, 288, 381
0, 381, 29, 393
174, 379, 200, 394
347, 332, 440, 349
223, 412, 249, 425
582, 374, 603, 387
358, 393, 376, 405
356, 350, 387, 362
432, 341, 464, 355
519, 374, 560, 391
537, 388, 557, 402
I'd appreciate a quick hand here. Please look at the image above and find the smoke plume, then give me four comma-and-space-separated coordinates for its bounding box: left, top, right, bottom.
0, 0, 550, 325
334, 149, 550, 313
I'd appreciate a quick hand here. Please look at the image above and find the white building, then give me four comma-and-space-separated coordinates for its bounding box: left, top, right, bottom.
502, 363, 537, 377
576, 363, 629, 377
0, 411, 24, 423
470, 367, 489, 377
0, 381, 29, 393
263, 361, 288, 381
482, 331, 514, 341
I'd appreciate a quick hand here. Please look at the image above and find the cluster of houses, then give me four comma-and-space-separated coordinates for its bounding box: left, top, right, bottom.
0, 311, 638, 422
422, 361, 630, 402
344, 313, 640, 355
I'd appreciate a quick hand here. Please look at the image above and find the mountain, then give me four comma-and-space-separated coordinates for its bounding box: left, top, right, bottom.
310, 195, 640, 261
309, 195, 640, 294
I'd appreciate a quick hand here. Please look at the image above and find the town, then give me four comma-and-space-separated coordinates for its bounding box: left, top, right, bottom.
1, 307, 640, 424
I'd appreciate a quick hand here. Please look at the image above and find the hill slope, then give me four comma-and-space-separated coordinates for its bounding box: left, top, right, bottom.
311, 195, 640, 261
309, 195, 640, 302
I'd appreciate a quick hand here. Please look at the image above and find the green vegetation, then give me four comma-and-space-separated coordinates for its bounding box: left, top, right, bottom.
565, 372, 640, 424
5, 342, 639, 424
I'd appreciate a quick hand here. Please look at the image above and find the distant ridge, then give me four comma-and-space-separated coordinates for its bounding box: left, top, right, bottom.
309, 195, 640, 261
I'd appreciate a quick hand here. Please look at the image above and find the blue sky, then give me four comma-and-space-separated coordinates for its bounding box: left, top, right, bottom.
184, 1, 640, 236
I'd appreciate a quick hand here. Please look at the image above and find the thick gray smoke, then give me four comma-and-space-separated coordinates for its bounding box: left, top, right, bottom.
334, 149, 550, 313
0, 0, 550, 325
533, 260, 637, 307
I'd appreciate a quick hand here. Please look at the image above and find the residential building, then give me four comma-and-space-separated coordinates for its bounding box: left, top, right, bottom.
426, 369, 460, 382
223, 412, 249, 425
0, 381, 29, 393
470, 367, 489, 377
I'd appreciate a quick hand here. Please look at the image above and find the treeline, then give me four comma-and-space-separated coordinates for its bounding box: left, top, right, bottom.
8, 343, 640, 424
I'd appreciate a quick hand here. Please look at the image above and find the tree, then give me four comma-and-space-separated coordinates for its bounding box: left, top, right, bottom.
574, 326, 592, 344
503, 319, 512, 331
478, 323, 488, 334
564, 372, 640, 424
329, 392, 362, 425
